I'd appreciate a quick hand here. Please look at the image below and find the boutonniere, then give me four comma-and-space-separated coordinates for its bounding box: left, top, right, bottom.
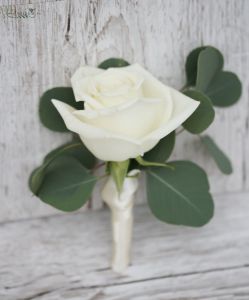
30, 46, 241, 273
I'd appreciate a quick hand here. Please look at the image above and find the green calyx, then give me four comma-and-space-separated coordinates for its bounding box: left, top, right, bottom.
108, 160, 130, 193
135, 156, 174, 170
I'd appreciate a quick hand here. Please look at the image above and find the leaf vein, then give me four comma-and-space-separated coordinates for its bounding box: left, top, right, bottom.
149, 170, 203, 216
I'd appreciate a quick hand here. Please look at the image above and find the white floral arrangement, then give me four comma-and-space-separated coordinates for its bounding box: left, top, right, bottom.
30, 46, 241, 273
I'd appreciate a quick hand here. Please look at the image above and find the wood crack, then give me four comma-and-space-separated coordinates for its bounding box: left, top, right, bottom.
66, 264, 249, 291
64, 1, 71, 42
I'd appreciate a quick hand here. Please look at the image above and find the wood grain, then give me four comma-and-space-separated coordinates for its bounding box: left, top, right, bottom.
0, 0, 248, 221
0, 192, 249, 299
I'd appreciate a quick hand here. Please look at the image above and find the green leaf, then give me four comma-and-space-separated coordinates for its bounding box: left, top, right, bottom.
44, 140, 96, 169
185, 46, 206, 86
39, 87, 82, 132
201, 135, 233, 174
196, 47, 224, 92
183, 90, 215, 134
195, 47, 241, 107
38, 156, 97, 212
204, 71, 242, 107
136, 156, 173, 169
109, 160, 130, 193
98, 58, 130, 69
146, 161, 214, 227
144, 131, 175, 162
29, 140, 96, 196
29, 166, 45, 195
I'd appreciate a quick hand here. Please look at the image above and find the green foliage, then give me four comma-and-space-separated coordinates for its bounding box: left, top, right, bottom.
136, 156, 173, 169
38, 156, 96, 212
183, 90, 215, 134
44, 140, 96, 170
185, 46, 242, 107
146, 161, 214, 227
39, 87, 82, 132
109, 160, 130, 193
29, 141, 97, 210
29, 166, 45, 195
98, 58, 130, 69
201, 135, 233, 174
144, 131, 175, 162
203, 71, 242, 107
196, 47, 224, 91
185, 46, 206, 86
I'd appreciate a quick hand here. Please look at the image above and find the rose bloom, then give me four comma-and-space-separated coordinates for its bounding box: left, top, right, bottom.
52, 64, 199, 161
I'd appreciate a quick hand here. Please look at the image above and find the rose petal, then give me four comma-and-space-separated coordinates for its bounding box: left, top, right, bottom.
143, 87, 199, 142
52, 99, 144, 161
119, 64, 199, 142
73, 98, 168, 139
71, 66, 103, 102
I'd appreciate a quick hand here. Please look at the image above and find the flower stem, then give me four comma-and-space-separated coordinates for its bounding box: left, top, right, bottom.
101, 170, 139, 273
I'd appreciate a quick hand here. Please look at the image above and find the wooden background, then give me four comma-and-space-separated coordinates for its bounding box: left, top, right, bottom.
0, 0, 248, 221
1, 1, 249, 299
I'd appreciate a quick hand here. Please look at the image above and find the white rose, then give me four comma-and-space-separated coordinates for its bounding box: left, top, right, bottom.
52, 64, 199, 161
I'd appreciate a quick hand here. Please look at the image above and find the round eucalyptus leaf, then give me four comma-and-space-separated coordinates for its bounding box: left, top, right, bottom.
183, 90, 215, 134
44, 140, 96, 169
39, 87, 82, 132
146, 161, 214, 227
98, 58, 130, 69
38, 156, 97, 212
201, 135, 232, 174
29, 166, 45, 195
196, 47, 224, 92
144, 131, 175, 162
205, 71, 242, 107
185, 46, 206, 86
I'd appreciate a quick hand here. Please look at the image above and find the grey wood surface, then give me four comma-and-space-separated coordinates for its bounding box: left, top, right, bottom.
0, 1, 248, 219
1, 2, 249, 297
1, 192, 249, 299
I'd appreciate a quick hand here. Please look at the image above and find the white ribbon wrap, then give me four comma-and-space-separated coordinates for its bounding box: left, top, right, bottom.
102, 170, 139, 273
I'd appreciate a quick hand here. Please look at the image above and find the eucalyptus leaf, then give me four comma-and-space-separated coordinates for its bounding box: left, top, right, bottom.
144, 131, 175, 162
204, 71, 242, 107
185, 46, 206, 86
146, 161, 214, 227
195, 47, 241, 107
98, 58, 130, 69
39, 87, 82, 132
44, 141, 96, 169
29, 166, 45, 195
38, 156, 97, 212
183, 90, 215, 134
201, 135, 233, 174
196, 47, 224, 91
29, 140, 96, 196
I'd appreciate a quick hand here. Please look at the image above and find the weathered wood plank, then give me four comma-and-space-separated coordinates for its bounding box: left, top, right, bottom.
0, 0, 248, 221
0, 192, 249, 299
